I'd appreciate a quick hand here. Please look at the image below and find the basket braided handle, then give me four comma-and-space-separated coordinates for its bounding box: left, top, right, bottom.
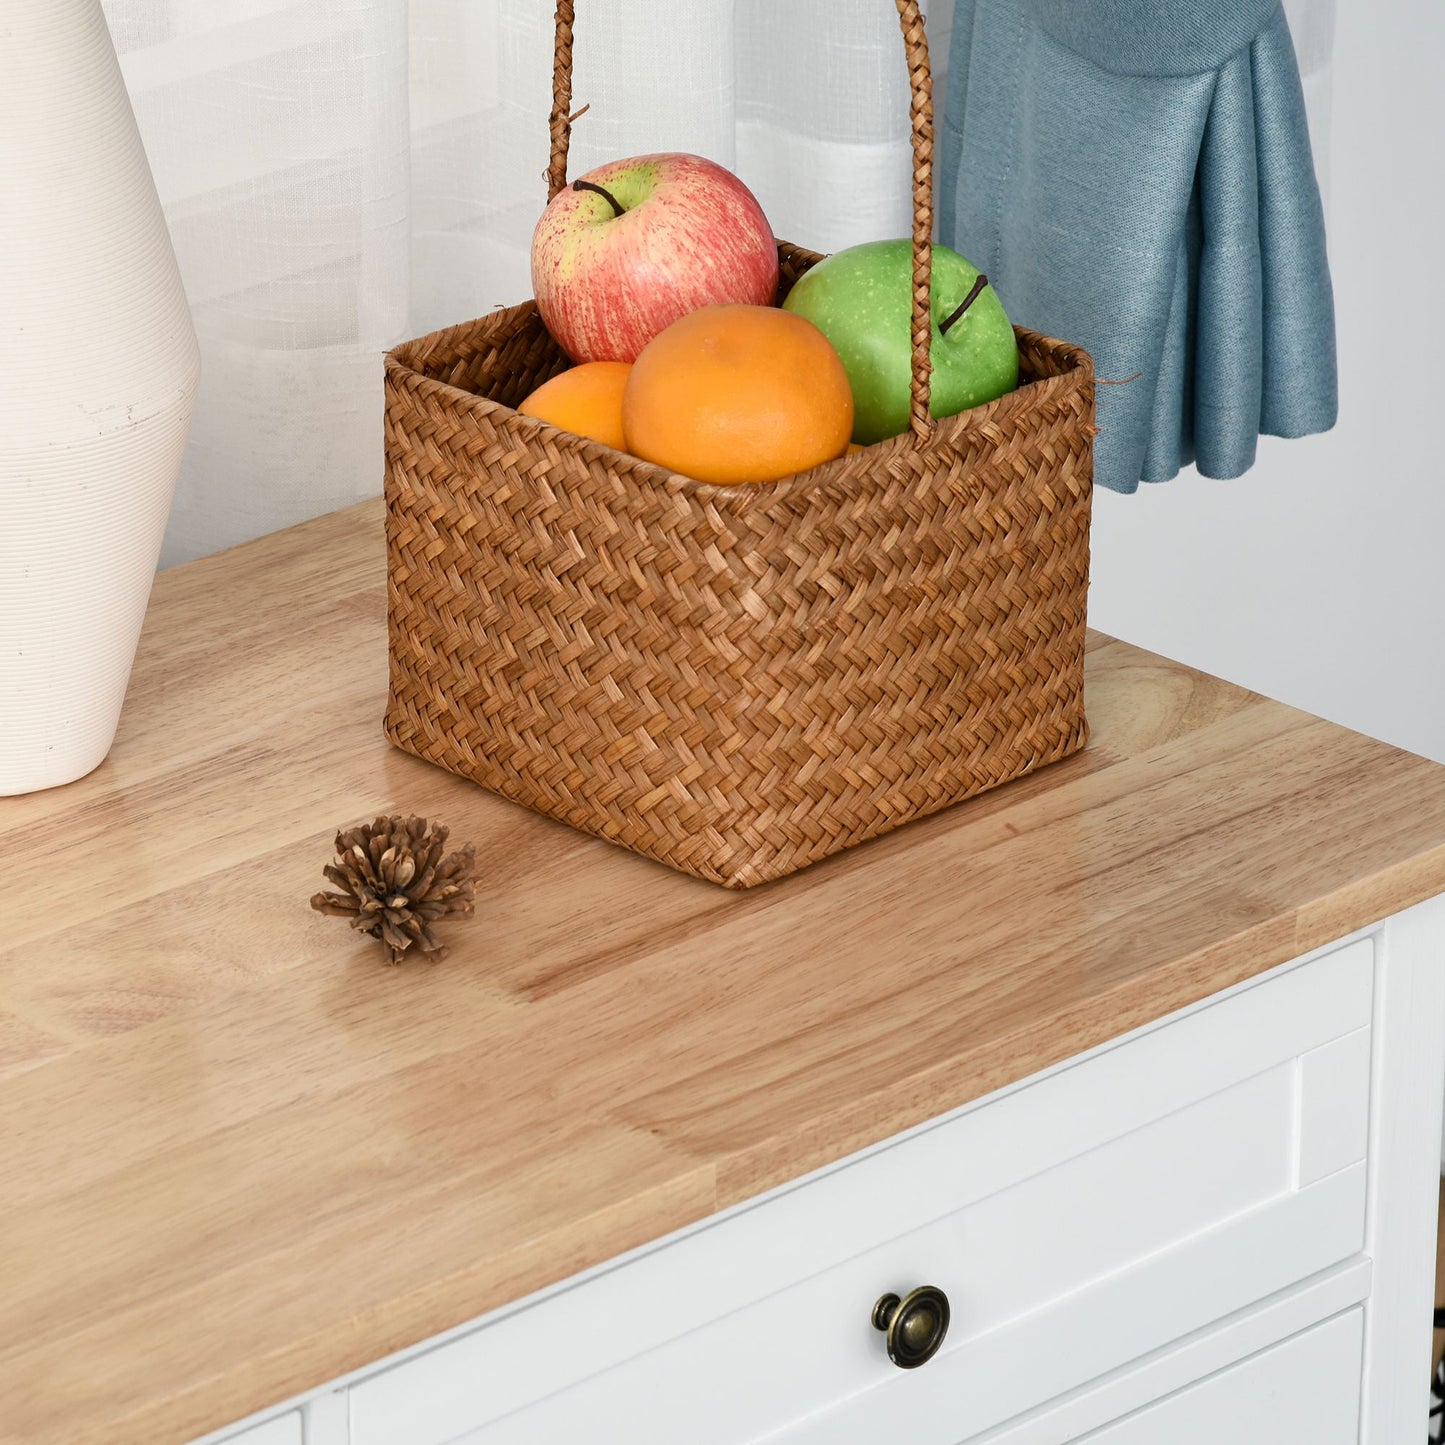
545, 0, 935, 439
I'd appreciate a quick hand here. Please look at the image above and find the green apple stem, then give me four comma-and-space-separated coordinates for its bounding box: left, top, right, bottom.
938, 274, 990, 337
572, 179, 626, 218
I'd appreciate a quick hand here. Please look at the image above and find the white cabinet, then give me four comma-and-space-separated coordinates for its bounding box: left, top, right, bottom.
199, 906, 1445, 1445
347, 938, 1378, 1445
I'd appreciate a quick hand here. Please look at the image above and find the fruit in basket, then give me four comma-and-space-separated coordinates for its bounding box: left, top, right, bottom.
622, 304, 852, 485
782, 240, 1018, 445
518, 361, 631, 451
532, 153, 780, 364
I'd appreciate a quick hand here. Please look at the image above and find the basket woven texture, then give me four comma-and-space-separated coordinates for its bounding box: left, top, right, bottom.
382, 0, 1095, 889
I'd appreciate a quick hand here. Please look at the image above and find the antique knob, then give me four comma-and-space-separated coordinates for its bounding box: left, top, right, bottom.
871, 1285, 951, 1369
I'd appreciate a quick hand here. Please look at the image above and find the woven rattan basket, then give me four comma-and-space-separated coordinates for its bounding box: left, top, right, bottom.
382, 0, 1094, 889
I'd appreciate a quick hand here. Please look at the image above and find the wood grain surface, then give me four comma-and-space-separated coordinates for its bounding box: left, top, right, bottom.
3, 498, 1445, 1445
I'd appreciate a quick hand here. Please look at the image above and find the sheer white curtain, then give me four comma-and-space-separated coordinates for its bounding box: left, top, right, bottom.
1286, 0, 1337, 210
102, 0, 1331, 567
104, 0, 954, 565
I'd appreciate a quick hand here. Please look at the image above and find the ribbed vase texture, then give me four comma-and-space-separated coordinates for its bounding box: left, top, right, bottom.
0, 0, 200, 794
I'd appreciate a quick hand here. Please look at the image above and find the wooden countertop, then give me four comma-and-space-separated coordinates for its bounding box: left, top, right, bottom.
5, 500, 1445, 1445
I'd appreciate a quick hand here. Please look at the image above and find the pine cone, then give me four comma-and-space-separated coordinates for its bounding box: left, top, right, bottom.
310, 814, 476, 965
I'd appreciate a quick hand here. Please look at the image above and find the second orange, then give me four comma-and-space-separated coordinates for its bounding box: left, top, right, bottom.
623, 305, 853, 485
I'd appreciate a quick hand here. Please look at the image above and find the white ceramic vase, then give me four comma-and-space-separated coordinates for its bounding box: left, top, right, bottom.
0, 0, 200, 795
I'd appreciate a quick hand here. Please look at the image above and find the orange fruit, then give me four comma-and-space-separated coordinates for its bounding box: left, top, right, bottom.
622, 304, 853, 485
518, 361, 631, 451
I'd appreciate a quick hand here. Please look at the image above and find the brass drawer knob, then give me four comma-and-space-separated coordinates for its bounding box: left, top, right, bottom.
872, 1285, 951, 1369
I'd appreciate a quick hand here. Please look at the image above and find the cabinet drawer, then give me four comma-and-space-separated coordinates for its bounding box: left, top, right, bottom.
776, 1304, 1365, 1445
350, 940, 1374, 1445
1031, 1309, 1362, 1445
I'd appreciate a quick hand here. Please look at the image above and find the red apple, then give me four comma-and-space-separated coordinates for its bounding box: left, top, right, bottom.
531, 152, 779, 363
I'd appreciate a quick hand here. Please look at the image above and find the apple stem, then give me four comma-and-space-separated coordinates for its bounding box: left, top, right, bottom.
572, 178, 626, 218
939, 274, 989, 337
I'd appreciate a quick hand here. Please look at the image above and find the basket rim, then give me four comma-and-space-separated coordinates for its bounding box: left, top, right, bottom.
385, 312, 1094, 515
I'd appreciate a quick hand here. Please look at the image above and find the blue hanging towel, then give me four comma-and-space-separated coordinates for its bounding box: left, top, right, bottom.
940, 0, 1337, 493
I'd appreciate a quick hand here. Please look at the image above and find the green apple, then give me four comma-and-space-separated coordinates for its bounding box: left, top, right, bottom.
782, 240, 1018, 445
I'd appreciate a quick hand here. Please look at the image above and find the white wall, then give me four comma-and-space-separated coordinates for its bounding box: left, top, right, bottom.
1087, 0, 1445, 767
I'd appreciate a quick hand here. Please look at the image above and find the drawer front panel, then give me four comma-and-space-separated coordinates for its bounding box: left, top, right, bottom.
1057, 1308, 1362, 1445
350, 939, 1374, 1445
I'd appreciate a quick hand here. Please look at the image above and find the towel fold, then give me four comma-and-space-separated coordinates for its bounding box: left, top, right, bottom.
941, 0, 1337, 493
